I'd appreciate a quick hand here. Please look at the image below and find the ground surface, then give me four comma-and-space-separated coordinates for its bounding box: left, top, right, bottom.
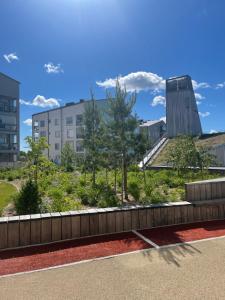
1, 220, 225, 299
0, 181, 17, 215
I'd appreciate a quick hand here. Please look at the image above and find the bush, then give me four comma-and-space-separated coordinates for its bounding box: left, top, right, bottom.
14, 180, 42, 215
128, 180, 140, 201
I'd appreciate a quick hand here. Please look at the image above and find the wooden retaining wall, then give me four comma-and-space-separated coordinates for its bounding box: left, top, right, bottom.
185, 178, 225, 202
1, 201, 225, 251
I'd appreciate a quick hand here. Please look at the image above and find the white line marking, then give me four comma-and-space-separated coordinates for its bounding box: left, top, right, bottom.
132, 230, 160, 249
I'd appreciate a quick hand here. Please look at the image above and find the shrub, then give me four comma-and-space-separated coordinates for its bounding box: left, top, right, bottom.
14, 180, 42, 215
128, 180, 140, 201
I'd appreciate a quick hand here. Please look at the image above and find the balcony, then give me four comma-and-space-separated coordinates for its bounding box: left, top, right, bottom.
0, 124, 17, 132
0, 143, 18, 151
0, 106, 17, 113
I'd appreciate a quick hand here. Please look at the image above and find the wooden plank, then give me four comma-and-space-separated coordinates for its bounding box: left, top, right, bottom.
153, 208, 161, 227
212, 206, 219, 220
71, 215, 81, 238
221, 183, 225, 198
19, 216, 31, 246
193, 206, 201, 222
205, 183, 212, 200
139, 208, 148, 229
180, 206, 188, 224
61, 214, 72, 240
90, 213, 99, 236
187, 205, 194, 223
167, 206, 175, 225
123, 210, 132, 231
30, 216, 41, 245
51, 214, 62, 242
200, 206, 207, 221
80, 214, 90, 237
0, 218, 8, 249
41, 215, 52, 243
174, 206, 181, 224
115, 211, 124, 233
194, 184, 201, 201
131, 209, 139, 230
200, 184, 206, 201
107, 212, 116, 233
160, 207, 168, 226
146, 208, 153, 228
99, 212, 107, 234
7, 217, 20, 248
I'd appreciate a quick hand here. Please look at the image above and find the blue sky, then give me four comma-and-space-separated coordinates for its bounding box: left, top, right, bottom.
0, 0, 225, 150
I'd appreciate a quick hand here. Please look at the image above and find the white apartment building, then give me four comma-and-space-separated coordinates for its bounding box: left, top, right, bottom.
32, 99, 108, 163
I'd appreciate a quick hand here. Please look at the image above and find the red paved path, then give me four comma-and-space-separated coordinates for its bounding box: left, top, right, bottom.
1, 220, 225, 277
0, 232, 149, 276
138, 220, 225, 246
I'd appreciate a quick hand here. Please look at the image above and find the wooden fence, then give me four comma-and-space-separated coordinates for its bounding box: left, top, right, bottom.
185, 178, 225, 202
1, 200, 225, 250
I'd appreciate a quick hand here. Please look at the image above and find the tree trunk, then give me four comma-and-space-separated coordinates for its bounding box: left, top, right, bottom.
122, 154, 128, 200
114, 169, 117, 194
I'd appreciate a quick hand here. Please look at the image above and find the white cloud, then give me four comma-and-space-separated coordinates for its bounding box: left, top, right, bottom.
195, 93, 205, 100
192, 80, 210, 90
199, 111, 210, 118
44, 62, 63, 74
20, 95, 60, 108
151, 95, 166, 107
23, 118, 32, 126
3, 53, 19, 63
209, 129, 218, 134
96, 71, 165, 92
215, 82, 225, 89
160, 116, 166, 123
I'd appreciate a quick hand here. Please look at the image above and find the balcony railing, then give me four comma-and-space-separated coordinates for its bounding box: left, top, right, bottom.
0, 124, 17, 131
0, 106, 17, 113
0, 143, 18, 151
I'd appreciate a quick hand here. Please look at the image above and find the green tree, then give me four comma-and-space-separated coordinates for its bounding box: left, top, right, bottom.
83, 91, 103, 186
106, 80, 141, 201
196, 146, 215, 178
25, 136, 49, 184
167, 135, 198, 175
14, 179, 42, 215
61, 142, 76, 172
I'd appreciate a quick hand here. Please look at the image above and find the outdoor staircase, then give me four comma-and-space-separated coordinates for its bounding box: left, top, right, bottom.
138, 135, 168, 169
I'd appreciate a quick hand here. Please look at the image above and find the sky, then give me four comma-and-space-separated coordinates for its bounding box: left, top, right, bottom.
0, 0, 225, 151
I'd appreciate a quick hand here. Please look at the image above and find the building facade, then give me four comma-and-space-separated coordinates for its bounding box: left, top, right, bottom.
166, 75, 202, 138
139, 120, 166, 146
32, 99, 108, 163
0, 72, 20, 167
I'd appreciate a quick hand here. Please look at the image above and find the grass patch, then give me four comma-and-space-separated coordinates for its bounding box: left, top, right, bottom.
0, 182, 17, 215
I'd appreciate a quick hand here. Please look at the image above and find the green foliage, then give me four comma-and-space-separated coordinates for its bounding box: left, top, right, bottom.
128, 180, 141, 201
14, 180, 42, 215
83, 91, 103, 186
0, 182, 17, 216
61, 142, 76, 172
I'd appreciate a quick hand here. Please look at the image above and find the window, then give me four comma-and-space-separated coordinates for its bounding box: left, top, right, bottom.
34, 121, 39, 127
76, 126, 84, 139
76, 114, 83, 126
67, 129, 74, 138
66, 117, 73, 125
76, 140, 84, 152
55, 118, 59, 126
55, 143, 60, 150
40, 120, 45, 127
55, 131, 60, 138
40, 131, 46, 137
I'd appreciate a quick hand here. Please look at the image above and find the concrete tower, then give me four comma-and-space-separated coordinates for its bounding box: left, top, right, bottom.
166, 75, 202, 138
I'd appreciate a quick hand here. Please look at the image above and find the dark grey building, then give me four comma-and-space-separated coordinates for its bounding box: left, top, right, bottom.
0, 72, 20, 166
166, 75, 202, 138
